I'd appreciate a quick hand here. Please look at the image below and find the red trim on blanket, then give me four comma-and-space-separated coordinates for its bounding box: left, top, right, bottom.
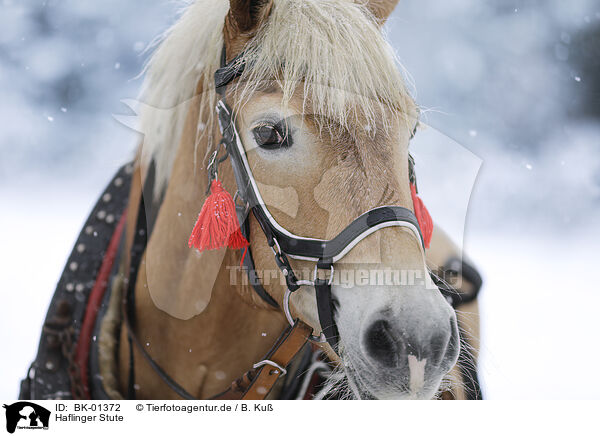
74, 211, 127, 399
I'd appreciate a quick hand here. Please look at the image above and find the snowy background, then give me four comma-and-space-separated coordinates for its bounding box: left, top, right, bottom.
1, 0, 599, 399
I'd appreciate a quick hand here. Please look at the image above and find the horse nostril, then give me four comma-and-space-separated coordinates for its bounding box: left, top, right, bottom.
364, 320, 400, 367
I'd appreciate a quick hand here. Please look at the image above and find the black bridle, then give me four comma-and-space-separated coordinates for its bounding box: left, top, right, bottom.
213, 48, 427, 351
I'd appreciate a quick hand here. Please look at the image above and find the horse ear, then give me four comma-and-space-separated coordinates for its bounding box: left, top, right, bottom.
228, 0, 273, 33
361, 0, 400, 25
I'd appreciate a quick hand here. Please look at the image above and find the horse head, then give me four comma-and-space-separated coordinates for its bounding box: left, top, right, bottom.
132, 0, 459, 400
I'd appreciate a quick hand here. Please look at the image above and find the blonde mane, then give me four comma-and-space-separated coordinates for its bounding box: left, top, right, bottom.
139, 0, 414, 198
138, 1, 227, 197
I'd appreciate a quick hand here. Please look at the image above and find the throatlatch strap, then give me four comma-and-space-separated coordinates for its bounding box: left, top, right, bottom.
239, 211, 279, 308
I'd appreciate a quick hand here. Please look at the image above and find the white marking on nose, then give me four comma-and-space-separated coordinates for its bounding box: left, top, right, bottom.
408, 355, 427, 393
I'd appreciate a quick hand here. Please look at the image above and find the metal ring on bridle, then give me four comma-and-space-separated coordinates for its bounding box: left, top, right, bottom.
270, 237, 282, 257
313, 264, 334, 286
207, 150, 219, 179
206, 139, 229, 189
283, 288, 327, 343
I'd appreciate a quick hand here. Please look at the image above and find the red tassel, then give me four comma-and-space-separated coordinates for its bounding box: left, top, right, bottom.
240, 246, 248, 268
410, 183, 433, 249
188, 180, 249, 251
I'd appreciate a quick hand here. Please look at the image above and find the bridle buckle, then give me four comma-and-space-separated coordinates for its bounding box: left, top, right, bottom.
283, 287, 327, 344
253, 359, 287, 377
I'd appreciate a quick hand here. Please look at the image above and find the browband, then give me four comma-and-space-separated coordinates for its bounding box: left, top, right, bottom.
215, 50, 246, 91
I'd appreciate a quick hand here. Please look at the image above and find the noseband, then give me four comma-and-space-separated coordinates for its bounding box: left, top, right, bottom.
213, 48, 425, 350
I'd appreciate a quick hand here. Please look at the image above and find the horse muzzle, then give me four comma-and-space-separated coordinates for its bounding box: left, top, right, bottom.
334, 283, 460, 399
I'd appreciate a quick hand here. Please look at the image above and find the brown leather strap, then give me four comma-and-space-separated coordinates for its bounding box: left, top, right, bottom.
211, 320, 313, 400
124, 287, 312, 400
243, 320, 312, 400
121, 163, 313, 400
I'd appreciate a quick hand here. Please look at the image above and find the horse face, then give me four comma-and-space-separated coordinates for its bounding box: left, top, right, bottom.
235, 90, 459, 399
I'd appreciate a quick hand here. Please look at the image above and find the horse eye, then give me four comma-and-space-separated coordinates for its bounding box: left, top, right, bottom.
252, 123, 291, 150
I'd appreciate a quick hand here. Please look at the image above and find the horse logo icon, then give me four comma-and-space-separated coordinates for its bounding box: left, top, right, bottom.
3, 402, 50, 433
